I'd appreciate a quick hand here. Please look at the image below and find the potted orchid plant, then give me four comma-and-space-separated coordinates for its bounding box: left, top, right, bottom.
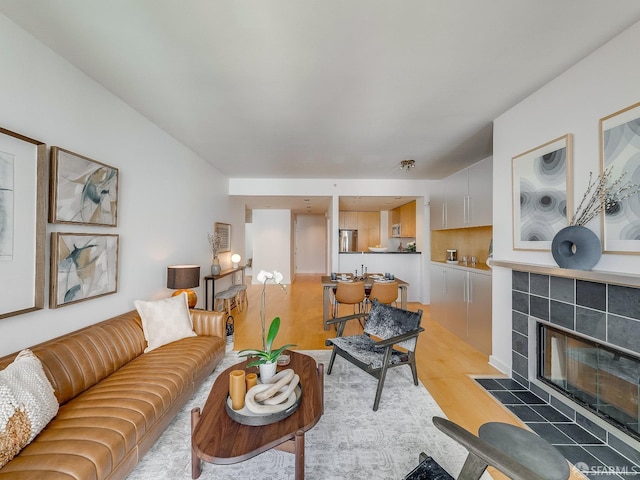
238, 270, 295, 381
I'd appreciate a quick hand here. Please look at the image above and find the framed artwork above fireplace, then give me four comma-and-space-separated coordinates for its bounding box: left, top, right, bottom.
512, 134, 573, 251
600, 101, 640, 254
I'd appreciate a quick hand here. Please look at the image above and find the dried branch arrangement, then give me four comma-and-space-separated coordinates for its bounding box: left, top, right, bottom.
208, 232, 221, 259
571, 166, 640, 226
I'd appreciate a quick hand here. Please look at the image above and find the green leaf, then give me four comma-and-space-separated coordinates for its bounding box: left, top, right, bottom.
270, 344, 297, 360
265, 317, 281, 352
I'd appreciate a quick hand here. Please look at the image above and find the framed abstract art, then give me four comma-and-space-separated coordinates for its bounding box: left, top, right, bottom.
215, 222, 231, 253
600, 102, 640, 254
49, 147, 118, 226
50, 232, 119, 308
512, 134, 573, 250
0, 128, 46, 318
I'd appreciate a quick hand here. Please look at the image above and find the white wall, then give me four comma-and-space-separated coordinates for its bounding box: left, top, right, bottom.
0, 15, 242, 356
491, 20, 640, 373
295, 214, 326, 274
252, 209, 292, 284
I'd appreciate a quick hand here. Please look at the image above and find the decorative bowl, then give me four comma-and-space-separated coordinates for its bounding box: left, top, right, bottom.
368, 247, 388, 252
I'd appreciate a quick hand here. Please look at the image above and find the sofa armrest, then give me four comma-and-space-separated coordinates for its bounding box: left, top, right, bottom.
190, 309, 227, 339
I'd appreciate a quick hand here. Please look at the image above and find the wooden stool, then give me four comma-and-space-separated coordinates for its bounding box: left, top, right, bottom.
229, 284, 248, 312
214, 289, 236, 316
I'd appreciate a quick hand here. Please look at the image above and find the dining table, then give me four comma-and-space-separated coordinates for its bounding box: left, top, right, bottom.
320, 275, 409, 330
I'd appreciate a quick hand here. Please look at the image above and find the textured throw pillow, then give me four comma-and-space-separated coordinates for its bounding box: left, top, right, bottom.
135, 292, 197, 353
0, 349, 59, 468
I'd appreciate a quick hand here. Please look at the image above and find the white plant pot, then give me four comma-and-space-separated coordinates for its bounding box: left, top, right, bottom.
259, 362, 277, 382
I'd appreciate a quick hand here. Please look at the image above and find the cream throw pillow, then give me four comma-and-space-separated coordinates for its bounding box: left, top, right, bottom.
0, 349, 59, 468
135, 292, 197, 353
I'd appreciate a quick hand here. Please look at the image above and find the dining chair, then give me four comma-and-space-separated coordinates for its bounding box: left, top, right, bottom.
333, 280, 366, 317
367, 280, 398, 310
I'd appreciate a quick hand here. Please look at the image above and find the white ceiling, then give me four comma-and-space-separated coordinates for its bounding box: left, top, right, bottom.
2, 1, 640, 212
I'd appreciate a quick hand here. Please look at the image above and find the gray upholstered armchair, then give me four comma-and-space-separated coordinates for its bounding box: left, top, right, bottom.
325, 300, 424, 411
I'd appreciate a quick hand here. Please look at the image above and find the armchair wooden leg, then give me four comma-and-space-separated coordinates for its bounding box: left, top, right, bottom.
457, 452, 489, 480
327, 348, 337, 375
409, 353, 419, 386
373, 349, 393, 411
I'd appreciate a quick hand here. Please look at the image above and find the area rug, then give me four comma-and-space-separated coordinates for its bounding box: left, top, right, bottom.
127, 350, 490, 480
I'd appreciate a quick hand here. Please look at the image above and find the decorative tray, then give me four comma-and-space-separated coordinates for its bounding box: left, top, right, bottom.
225, 385, 302, 426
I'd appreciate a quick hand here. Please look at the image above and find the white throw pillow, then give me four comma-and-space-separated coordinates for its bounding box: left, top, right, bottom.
0, 349, 59, 468
134, 293, 197, 353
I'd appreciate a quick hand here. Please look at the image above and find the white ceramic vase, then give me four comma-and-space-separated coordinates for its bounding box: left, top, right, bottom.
259, 361, 277, 382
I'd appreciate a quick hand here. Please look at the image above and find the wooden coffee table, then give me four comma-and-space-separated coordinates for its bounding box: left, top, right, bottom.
191, 351, 324, 479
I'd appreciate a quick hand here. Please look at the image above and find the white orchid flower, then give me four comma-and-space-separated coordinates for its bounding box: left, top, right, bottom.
239, 268, 292, 358
256, 270, 271, 283
257, 270, 284, 285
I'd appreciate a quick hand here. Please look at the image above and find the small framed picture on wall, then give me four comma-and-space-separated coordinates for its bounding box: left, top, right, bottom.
215, 222, 231, 253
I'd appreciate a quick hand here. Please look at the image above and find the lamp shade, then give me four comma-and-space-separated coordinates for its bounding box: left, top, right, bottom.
167, 265, 200, 289
231, 254, 241, 267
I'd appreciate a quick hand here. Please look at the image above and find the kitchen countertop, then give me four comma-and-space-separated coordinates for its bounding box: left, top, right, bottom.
340, 251, 421, 254
431, 260, 492, 273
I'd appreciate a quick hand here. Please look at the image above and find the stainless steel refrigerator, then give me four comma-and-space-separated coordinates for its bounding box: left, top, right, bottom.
339, 229, 358, 252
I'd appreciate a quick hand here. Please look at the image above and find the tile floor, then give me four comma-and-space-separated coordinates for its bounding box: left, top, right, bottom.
475, 377, 640, 479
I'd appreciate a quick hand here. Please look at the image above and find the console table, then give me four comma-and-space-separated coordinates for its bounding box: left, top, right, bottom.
204, 266, 246, 311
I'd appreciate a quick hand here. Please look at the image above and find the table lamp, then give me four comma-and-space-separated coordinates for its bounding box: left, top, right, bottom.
167, 265, 200, 308
231, 253, 241, 268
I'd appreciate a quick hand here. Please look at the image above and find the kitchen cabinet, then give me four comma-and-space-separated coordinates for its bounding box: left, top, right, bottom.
430, 157, 492, 230
358, 211, 380, 250
339, 211, 358, 229
429, 262, 492, 355
389, 200, 416, 238
339, 211, 380, 250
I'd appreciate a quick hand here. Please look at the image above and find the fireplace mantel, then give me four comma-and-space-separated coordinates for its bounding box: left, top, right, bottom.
491, 259, 640, 288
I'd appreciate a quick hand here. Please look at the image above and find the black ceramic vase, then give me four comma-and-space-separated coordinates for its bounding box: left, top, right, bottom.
551, 225, 601, 270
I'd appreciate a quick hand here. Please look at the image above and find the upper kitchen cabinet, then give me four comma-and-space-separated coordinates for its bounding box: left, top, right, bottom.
389, 200, 416, 238
339, 211, 358, 229
430, 157, 492, 230
339, 211, 381, 250
360, 212, 381, 248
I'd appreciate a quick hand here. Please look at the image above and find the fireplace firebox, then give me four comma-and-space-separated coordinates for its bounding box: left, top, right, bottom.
538, 323, 640, 440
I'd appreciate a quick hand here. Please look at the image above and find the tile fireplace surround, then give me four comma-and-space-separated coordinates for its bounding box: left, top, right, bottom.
494, 261, 640, 478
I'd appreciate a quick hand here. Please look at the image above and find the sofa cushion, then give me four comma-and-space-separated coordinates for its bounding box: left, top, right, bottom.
134, 293, 197, 353
0, 350, 58, 468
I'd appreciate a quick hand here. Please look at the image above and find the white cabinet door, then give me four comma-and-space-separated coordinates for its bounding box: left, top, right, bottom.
430, 182, 447, 230
446, 169, 468, 229
446, 268, 468, 339
467, 157, 493, 227
429, 265, 447, 325
466, 271, 492, 355
430, 263, 492, 355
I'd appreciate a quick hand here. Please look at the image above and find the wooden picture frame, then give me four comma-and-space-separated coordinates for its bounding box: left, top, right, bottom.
49, 146, 118, 226
512, 134, 573, 250
215, 222, 231, 253
601, 101, 640, 254
50, 232, 119, 308
0, 128, 46, 319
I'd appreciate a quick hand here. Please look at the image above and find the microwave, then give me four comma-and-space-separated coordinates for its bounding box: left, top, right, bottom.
391, 223, 401, 237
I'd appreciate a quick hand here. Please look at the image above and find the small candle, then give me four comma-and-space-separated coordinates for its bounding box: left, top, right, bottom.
245, 372, 258, 391
229, 370, 246, 410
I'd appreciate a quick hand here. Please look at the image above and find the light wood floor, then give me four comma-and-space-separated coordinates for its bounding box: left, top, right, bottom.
231, 273, 579, 479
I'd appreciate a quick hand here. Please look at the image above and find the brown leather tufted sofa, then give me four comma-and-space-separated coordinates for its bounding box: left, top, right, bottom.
0, 308, 227, 480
